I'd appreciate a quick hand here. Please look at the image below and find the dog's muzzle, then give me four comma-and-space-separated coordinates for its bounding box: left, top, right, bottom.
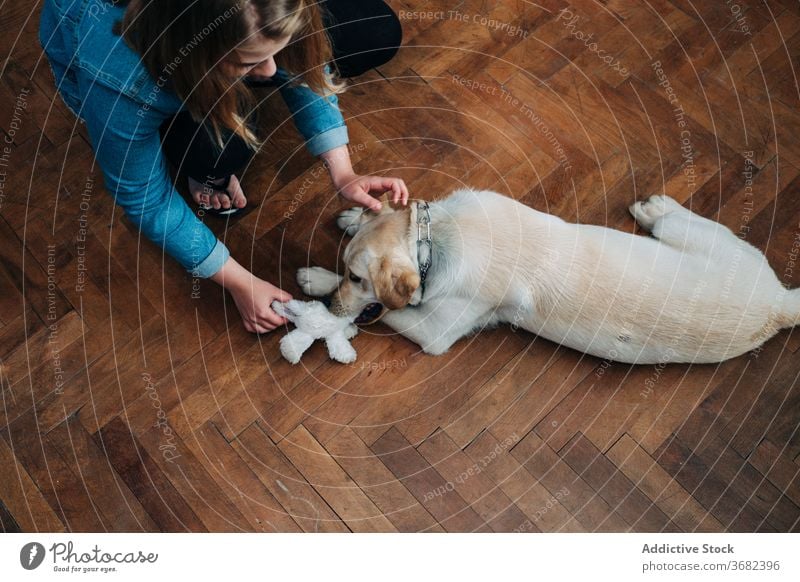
322, 296, 385, 325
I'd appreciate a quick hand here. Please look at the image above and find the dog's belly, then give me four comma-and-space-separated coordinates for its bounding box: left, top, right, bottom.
517, 307, 763, 365
508, 228, 781, 364
519, 317, 683, 364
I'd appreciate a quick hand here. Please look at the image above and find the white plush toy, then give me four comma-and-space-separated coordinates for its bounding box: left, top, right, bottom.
271, 300, 359, 364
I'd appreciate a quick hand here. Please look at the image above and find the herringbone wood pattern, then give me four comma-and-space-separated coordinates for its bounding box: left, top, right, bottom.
1, 0, 799, 532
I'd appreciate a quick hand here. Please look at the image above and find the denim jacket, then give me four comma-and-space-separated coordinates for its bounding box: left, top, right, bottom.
39, 0, 349, 277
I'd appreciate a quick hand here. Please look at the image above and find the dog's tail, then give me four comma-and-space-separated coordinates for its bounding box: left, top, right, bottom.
779, 288, 800, 329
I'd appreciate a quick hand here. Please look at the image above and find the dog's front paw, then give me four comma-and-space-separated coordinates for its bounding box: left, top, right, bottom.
629, 195, 684, 230
296, 266, 342, 297
336, 207, 364, 236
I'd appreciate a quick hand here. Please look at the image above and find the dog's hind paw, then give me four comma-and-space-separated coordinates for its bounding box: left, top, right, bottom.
629, 195, 684, 230
336, 207, 364, 236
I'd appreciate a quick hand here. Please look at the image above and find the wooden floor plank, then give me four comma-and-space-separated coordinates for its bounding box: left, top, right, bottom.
189, 422, 302, 532
509, 430, 631, 531
96, 418, 207, 532
279, 425, 397, 532
669, 335, 798, 459
463, 429, 582, 532
417, 430, 531, 532
234, 424, 349, 532
133, 418, 251, 532
371, 427, 491, 532
488, 351, 599, 448
443, 346, 566, 449
606, 434, 724, 533
260, 334, 398, 443
48, 416, 158, 532
719, 363, 800, 459
535, 361, 694, 453
351, 327, 528, 446
559, 433, 680, 532
1, 413, 107, 531
0, 433, 65, 532
391, 333, 532, 447
747, 438, 800, 508
683, 434, 800, 532
0, 498, 21, 532
654, 436, 777, 532
3, 0, 799, 533
325, 427, 443, 532
628, 364, 735, 454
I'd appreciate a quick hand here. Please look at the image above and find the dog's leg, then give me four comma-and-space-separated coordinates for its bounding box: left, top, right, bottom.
296, 267, 342, 297
382, 297, 493, 355
336, 207, 364, 236
630, 194, 751, 258
629, 194, 688, 230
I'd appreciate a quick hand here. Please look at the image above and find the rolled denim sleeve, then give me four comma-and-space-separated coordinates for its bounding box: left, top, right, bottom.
275, 69, 349, 156
80, 80, 229, 278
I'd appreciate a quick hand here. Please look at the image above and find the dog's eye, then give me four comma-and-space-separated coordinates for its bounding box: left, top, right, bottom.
349, 273, 362, 284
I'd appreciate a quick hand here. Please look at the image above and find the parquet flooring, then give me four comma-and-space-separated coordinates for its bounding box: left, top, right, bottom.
1, 0, 799, 532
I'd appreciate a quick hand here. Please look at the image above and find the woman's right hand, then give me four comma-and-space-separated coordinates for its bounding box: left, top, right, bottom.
229, 276, 292, 333
210, 257, 292, 333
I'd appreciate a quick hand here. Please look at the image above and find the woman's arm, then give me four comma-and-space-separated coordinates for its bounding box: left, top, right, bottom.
275, 69, 350, 157
276, 71, 408, 208
80, 81, 228, 277
80, 80, 290, 331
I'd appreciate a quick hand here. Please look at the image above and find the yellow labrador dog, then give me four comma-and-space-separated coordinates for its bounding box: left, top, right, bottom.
297, 190, 799, 364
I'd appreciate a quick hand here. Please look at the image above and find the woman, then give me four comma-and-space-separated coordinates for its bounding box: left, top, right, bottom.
39, 0, 407, 333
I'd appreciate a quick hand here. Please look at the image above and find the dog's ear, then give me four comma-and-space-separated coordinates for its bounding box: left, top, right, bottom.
369, 256, 420, 310
363, 192, 396, 219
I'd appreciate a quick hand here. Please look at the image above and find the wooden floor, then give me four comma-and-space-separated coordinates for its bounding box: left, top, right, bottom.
2, 0, 800, 533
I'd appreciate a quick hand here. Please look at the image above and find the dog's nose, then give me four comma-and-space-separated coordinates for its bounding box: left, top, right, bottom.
355, 303, 385, 325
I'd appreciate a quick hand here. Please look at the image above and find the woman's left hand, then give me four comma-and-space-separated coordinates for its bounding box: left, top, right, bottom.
334, 173, 409, 212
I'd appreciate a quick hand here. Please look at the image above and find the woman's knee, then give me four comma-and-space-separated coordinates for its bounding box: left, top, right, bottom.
371, 2, 402, 61
326, 0, 403, 77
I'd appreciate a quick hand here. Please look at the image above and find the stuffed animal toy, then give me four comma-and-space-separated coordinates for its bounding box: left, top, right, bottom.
271, 300, 359, 364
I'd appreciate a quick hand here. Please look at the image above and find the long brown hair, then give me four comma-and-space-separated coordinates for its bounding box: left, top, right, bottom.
118, 0, 340, 148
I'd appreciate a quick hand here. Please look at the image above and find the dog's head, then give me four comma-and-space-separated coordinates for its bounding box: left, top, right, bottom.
330, 201, 421, 317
